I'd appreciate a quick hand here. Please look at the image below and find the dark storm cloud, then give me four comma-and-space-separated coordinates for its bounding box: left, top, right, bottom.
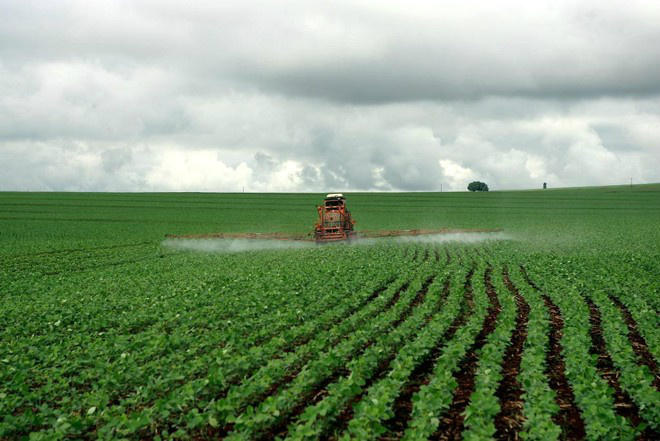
186, 0, 660, 103
0, 0, 659, 192
3, 1, 659, 103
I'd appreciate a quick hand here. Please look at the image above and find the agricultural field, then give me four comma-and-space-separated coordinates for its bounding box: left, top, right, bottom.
1, 184, 659, 440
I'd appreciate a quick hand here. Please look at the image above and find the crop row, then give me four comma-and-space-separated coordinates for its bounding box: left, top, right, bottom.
524, 257, 658, 440
1, 243, 424, 439
3, 240, 659, 440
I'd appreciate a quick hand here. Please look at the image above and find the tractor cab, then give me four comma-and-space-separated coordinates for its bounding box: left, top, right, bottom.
324, 193, 346, 208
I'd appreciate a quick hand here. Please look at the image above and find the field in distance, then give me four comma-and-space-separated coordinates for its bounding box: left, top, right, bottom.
1, 184, 659, 440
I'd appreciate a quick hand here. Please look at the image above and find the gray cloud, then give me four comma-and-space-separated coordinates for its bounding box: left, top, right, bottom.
0, 0, 659, 192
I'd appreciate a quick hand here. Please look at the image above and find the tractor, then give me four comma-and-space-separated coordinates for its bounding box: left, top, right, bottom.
314, 193, 357, 243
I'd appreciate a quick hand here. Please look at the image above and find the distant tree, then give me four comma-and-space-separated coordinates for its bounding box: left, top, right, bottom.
467, 181, 489, 192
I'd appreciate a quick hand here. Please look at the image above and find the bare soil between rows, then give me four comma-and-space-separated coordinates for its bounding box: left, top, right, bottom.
432, 267, 502, 440
583, 297, 658, 440
495, 268, 530, 439
379, 270, 473, 440
520, 266, 586, 440
607, 295, 660, 391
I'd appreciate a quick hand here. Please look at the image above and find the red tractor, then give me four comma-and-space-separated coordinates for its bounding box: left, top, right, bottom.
314, 193, 357, 243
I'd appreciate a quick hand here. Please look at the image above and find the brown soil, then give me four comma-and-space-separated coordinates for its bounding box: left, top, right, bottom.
391, 276, 435, 328
183, 282, 348, 409
326, 351, 400, 441
519, 266, 586, 440
584, 297, 658, 439
252, 287, 366, 350
385, 282, 410, 311
494, 268, 530, 440
431, 267, 502, 440
367, 278, 399, 305
378, 269, 475, 440
165, 228, 503, 241
280, 277, 397, 355
324, 276, 442, 440
263, 368, 350, 441
254, 275, 437, 440
203, 277, 409, 439
274, 278, 399, 367
271, 277, 411, 390
183, 281, 365, 413
607, 295, 660, 391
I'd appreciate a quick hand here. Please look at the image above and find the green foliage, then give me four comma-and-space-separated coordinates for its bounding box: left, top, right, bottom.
1, 184, 659, 439
468, 181, 489, 192
507, 267, 561, 440
460, 269, 517, 440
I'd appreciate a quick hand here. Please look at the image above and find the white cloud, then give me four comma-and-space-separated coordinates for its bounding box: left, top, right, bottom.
0, 0, 659, 192
252, 159, 305, 192
145, 149, 252, 192
439, 159, 474, 190
524, 155, 546, 179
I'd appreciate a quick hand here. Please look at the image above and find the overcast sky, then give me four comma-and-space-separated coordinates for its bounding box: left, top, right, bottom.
1, 0, 659, 192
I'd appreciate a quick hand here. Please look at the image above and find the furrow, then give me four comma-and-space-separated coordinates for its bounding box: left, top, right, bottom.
493, 268, 530, 439
379, 273, 472, 440
220, 268, 439, 441
583, 297, 656, 438
390, 276, 435, 329
259, 275, 437, 441
520, 265, 586, 440
208, 277, 415, 439
284, 270, 457, 441
430, 267, 501, 440
280, 277, 397, 354
607, 294, 660, 390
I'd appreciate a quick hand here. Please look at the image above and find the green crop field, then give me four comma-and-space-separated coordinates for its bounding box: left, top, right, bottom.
1, 184, 659, 440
